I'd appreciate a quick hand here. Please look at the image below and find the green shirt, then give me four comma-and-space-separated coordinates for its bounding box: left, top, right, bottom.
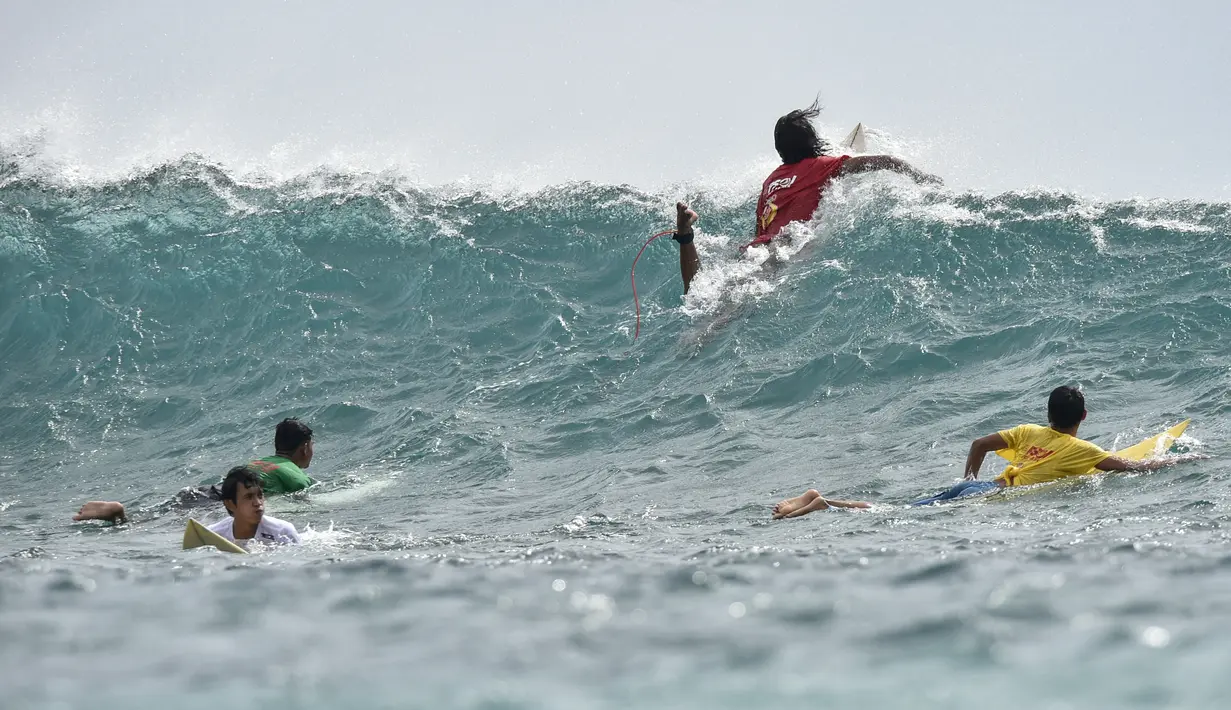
247, 455, 313, 494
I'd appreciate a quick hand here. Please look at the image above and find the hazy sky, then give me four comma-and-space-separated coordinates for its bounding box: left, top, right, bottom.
3, 1, 1229, 199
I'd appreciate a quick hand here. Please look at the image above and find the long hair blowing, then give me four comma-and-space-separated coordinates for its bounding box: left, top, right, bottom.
774, 97, 830, 164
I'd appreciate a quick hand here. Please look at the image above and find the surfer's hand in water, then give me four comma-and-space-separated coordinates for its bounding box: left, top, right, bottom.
73, 501, 127, 524
904, 166, 943, 186
964, 433, 1006, 481
1168, 452, 1210, 463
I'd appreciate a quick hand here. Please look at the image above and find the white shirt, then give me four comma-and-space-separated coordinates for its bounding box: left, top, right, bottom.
208, 514, 300, 547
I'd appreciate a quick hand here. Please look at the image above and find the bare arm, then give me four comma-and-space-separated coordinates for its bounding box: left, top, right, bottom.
838, 155, 942, 185
680, 243, 699, 294
825, 498, 872, 509
1094, 453, 1205, 472
964, 433, 1009, 480
674, 202, 700, 294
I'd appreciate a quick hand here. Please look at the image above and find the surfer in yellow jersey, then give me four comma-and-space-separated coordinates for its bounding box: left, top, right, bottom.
772, 386, 1205, 518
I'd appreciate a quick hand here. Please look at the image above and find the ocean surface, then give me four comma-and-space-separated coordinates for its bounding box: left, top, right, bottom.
2, 148, 1231, 709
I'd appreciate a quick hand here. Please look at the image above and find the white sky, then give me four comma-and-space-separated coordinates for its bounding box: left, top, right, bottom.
3, 1, 1229, 199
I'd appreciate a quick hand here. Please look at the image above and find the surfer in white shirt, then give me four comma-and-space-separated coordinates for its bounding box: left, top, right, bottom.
71, 465, 302, 548
208, 465, 300, 547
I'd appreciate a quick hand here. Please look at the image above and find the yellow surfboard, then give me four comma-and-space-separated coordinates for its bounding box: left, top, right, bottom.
183, 518, 247, 554
995, 420, 1190, 470
1110, 420, 1190, 461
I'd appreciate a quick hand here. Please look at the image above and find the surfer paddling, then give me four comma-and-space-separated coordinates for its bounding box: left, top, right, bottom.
773, 386, 1205, 518
672, 99, 940, 293
72, 417, 317, 524
73, 468, 300, 547
910, 386, 1201, 505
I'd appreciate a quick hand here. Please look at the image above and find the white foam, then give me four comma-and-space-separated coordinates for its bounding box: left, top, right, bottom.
298, 521, 355, 547
1123, 216, 1214, 234
676, 170, 918, 320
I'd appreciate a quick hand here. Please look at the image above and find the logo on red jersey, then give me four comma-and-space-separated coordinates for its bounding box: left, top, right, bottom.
765, 176, 797, 196
759, 202, 778, 231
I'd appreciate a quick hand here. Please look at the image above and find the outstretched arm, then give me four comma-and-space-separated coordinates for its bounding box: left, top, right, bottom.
674, 202, 700, 294
838, 155, 942, 185
964, 433, 1009, 480
1094, 452, 1206, 472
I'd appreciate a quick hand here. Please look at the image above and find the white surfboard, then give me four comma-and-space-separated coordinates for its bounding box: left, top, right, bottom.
840, 123, 867, 152
265, 477, 396, 513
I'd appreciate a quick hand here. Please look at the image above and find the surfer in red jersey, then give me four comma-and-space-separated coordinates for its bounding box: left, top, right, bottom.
672, 99, 941, 293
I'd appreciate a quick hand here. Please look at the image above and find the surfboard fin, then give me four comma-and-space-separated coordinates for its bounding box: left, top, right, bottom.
840, 123, 867, 152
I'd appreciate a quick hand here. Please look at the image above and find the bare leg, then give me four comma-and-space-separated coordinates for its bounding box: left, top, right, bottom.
73, 501, 127, 524
675, 202, 700, 293
825, 498, 872, 510
773, 489, 827, 519
773, 490, 870, 519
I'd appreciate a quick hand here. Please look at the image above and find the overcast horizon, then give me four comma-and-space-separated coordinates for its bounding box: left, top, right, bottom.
3, 1, 1229, 199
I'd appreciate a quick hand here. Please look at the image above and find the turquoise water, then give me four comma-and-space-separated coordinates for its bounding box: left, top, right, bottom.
2, 151, 1231, 708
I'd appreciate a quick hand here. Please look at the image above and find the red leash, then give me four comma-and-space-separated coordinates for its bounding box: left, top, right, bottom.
629, 229, 676, 342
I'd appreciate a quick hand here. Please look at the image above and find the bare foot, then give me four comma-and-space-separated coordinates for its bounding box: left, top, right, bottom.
73, 501, 127, 523
676, 202, 698, 233
772, 489, 827, 519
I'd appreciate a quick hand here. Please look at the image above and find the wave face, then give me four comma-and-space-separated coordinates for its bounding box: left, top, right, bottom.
3, 154, 1231, 708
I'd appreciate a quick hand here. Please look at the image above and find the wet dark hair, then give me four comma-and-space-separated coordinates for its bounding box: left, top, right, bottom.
774, 97, 831, 164
275, 417, 313, 454
1047, 386, 1086, 429
219, 465, 263, 509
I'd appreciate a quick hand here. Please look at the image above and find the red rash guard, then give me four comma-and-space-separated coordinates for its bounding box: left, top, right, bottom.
749, 155, 849, 247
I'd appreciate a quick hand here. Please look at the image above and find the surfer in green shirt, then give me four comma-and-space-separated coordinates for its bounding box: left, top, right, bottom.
71, 417, 317, 523
245, 417, 316, 494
